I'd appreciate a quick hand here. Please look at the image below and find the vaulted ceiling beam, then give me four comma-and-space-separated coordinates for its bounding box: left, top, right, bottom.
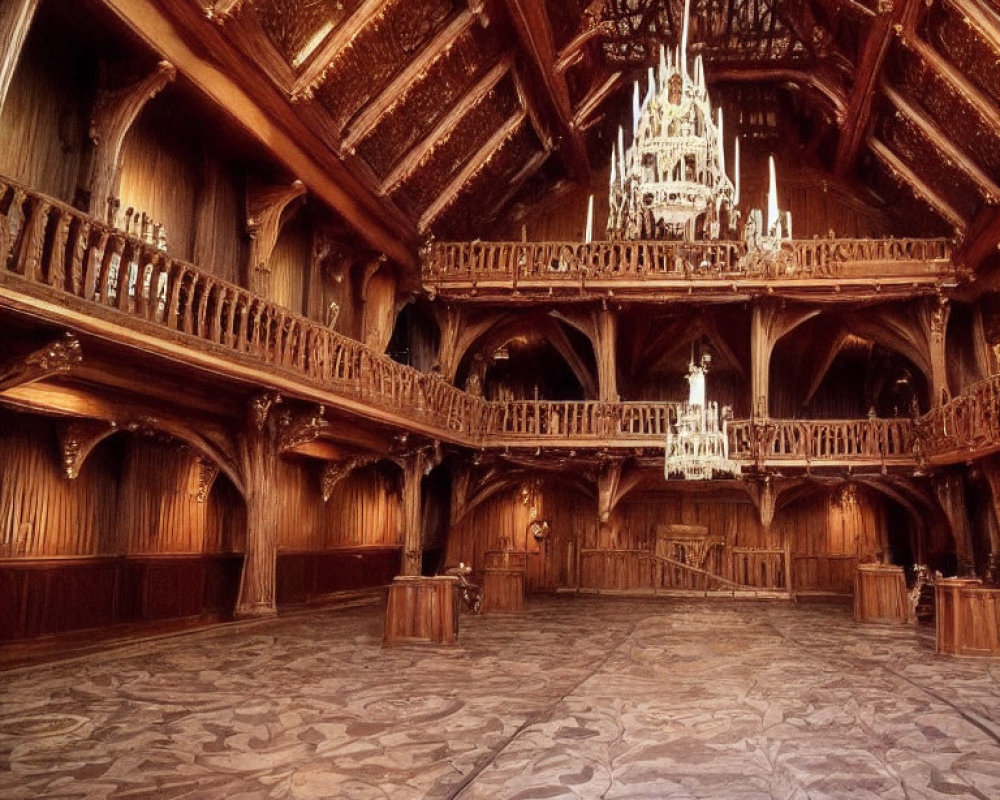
833, 0, 919, 177
419, 111, 526, 232
380, 58, 511, 196
342, 9, 477, 154
881, 81, 1000, 203
708, 67, 848, 122
501, 0, 590, 182
868, 136, 967, 234
290, 0, 392, 100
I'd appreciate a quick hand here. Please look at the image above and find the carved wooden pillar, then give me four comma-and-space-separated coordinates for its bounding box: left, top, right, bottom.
928, 297, 951, 406
82, 61, 176, 220
397, 446, 440, 576
235, 395, 326, 617
360, 257, 396, 352
750, 302, 819, 418
978, 460, 1000, 581
246, 181, 306, 297
933, 471, 976, 577
595, 308, 618, 402
0, 0, 40, 118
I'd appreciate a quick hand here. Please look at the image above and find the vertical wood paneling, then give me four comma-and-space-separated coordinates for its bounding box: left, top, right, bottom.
0, 24, 91, 203
191, 155, 246, 285
268, 211, 310, 315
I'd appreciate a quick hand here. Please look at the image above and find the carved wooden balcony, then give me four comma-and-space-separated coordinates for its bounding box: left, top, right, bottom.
421, 238, 959, 301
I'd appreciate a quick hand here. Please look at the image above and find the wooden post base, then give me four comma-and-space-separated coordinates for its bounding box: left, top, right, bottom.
936, 578, 1000, 657
383, 576, 460, 645
854, 563, 908, 624
482, 569, 525, 614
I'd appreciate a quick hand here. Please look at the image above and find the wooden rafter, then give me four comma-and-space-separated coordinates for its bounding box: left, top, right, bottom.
868, 136, 967, 234
501, 0, 589, 182
418, 110, 526, 232
881, 82, 1000, 203
341, 9, 477, 154
709, 67, 847, 122
572, 71, 624, 130
942, 0, 1000, 56
955, 206, 1000, 273
289, 0, 392, 100
380, 58, 511, 195
895, 23, 1000, 135
833, 0, 918, 176
488, 150, 549, 218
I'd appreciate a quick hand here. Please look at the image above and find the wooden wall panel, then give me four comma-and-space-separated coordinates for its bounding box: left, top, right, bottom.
268, 210, 310, 315
276, 460, 401, 552
0, 414, 119, 558
118, 106, 202, 261
191, 157, 246, 286
0, 25, 91, 203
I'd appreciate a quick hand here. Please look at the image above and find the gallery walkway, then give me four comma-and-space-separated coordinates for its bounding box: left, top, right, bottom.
1, 597, 999, 799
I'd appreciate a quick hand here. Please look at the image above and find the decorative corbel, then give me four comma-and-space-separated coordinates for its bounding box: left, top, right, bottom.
277, 404, 328, 452
85, 61, 176, 219
321, 455, 379, 502
247, 391, 282, 431
194, 457, 220, 503
246, 180, 307, 296
205, 0, 251, 23
596, 458, 640, 522
0, 332, 82, 394
58, 418, 118, 479
359, 254, 388, 302
745, 475, 777, 532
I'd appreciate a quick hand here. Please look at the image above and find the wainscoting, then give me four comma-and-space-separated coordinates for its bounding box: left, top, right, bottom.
275, 547, 401, 607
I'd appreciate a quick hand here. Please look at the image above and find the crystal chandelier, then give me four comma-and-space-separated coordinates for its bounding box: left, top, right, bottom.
607, 0, 738, 241
664, 353, 741, 481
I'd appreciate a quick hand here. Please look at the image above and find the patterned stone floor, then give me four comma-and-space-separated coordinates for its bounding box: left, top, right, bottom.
1, 596, 999, 799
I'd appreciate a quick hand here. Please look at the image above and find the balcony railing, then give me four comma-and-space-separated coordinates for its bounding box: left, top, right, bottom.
0, 176, 990, 469
421, 238, 956, 295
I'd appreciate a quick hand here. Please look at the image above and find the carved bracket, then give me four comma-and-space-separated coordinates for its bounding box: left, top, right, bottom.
277, 404, 328, 452
58, 418, 118, 479
0, 332, 82, 394
86, 61, 176, 219
246, 181, 307, 295
194, 457, 220, 503
321, 455, 379, 502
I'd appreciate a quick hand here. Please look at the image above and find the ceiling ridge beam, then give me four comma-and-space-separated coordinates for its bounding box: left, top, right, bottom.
380, 58, 511, 196
896, 25, 1000, 133
868, 136, 967, 234
290, 0, 393, 100
419, 110, 526, 233
833, 0, 918, 176
881, 80, 1000, 202
502, 0, 589, 182
341, 9, 476, 154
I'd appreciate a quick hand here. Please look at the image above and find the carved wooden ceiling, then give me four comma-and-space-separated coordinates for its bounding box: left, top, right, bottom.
187, 0, 999, 271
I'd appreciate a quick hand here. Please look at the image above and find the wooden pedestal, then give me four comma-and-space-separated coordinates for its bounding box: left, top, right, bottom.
383, 576, 459, 645
936, 578, 1000, 657
482, 569, 524, 614
854, 563, 908, 624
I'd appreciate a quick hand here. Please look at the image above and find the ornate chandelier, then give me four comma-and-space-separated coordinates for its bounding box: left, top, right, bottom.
664, 353, 740, 481
607, 0, 738, 241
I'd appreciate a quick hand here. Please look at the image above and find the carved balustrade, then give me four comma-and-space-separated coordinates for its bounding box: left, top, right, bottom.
0, 178, 480, 435
727, 417, 917, 464
422, 238, 955, 291
477, 400, 683, 440
920, 373, 1000, 460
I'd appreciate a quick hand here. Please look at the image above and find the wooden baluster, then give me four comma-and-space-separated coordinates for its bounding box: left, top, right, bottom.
13, 197, 50, 281
45, 207, 71, 290
114, 241, 134, 312
81, 228, 108, 302
0, 187, 26, 271
164, 262, 183, 328
182, 274, 198, 335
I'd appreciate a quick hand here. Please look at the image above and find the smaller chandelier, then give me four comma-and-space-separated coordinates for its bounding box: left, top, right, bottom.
665, 353, 741, 481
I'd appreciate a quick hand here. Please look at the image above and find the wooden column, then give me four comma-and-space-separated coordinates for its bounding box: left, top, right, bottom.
933, 471, 976, 577
397, 446, 439, 576
83, 61, 176, 220
978, 460, 1000, 581
928, 297, 951, 406
750, 303, 818, 418
595, 307, 618, 402
0, 0, 40, 118
235, 395, 326, 617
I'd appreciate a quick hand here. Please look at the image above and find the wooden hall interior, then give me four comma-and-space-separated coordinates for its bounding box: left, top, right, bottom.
1, 0, 1000, 796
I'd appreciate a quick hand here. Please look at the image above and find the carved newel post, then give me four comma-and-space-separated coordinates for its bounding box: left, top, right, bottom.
235, 394, 326, 617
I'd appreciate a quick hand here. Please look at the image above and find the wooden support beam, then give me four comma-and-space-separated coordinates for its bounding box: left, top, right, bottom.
881, 82, 1000, 204
418, 110, 526, 233
955, 205, 1000, 273
84, 61, 176, 220
502, 0, 590, 182
100, 0, 418, 269
289, 0, 392, 100
0, 0, 40, 118
571, 72, 624, 131
245, 180, 307, 295
868, 136, 967, 234
709, 67, 848, 122
833, 1, 917, 177
379, 58, 511, 196
342, 10, 477, 154
942, 0, 1000, 56
0, 333, 82, 394
487, 150, 549, 219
